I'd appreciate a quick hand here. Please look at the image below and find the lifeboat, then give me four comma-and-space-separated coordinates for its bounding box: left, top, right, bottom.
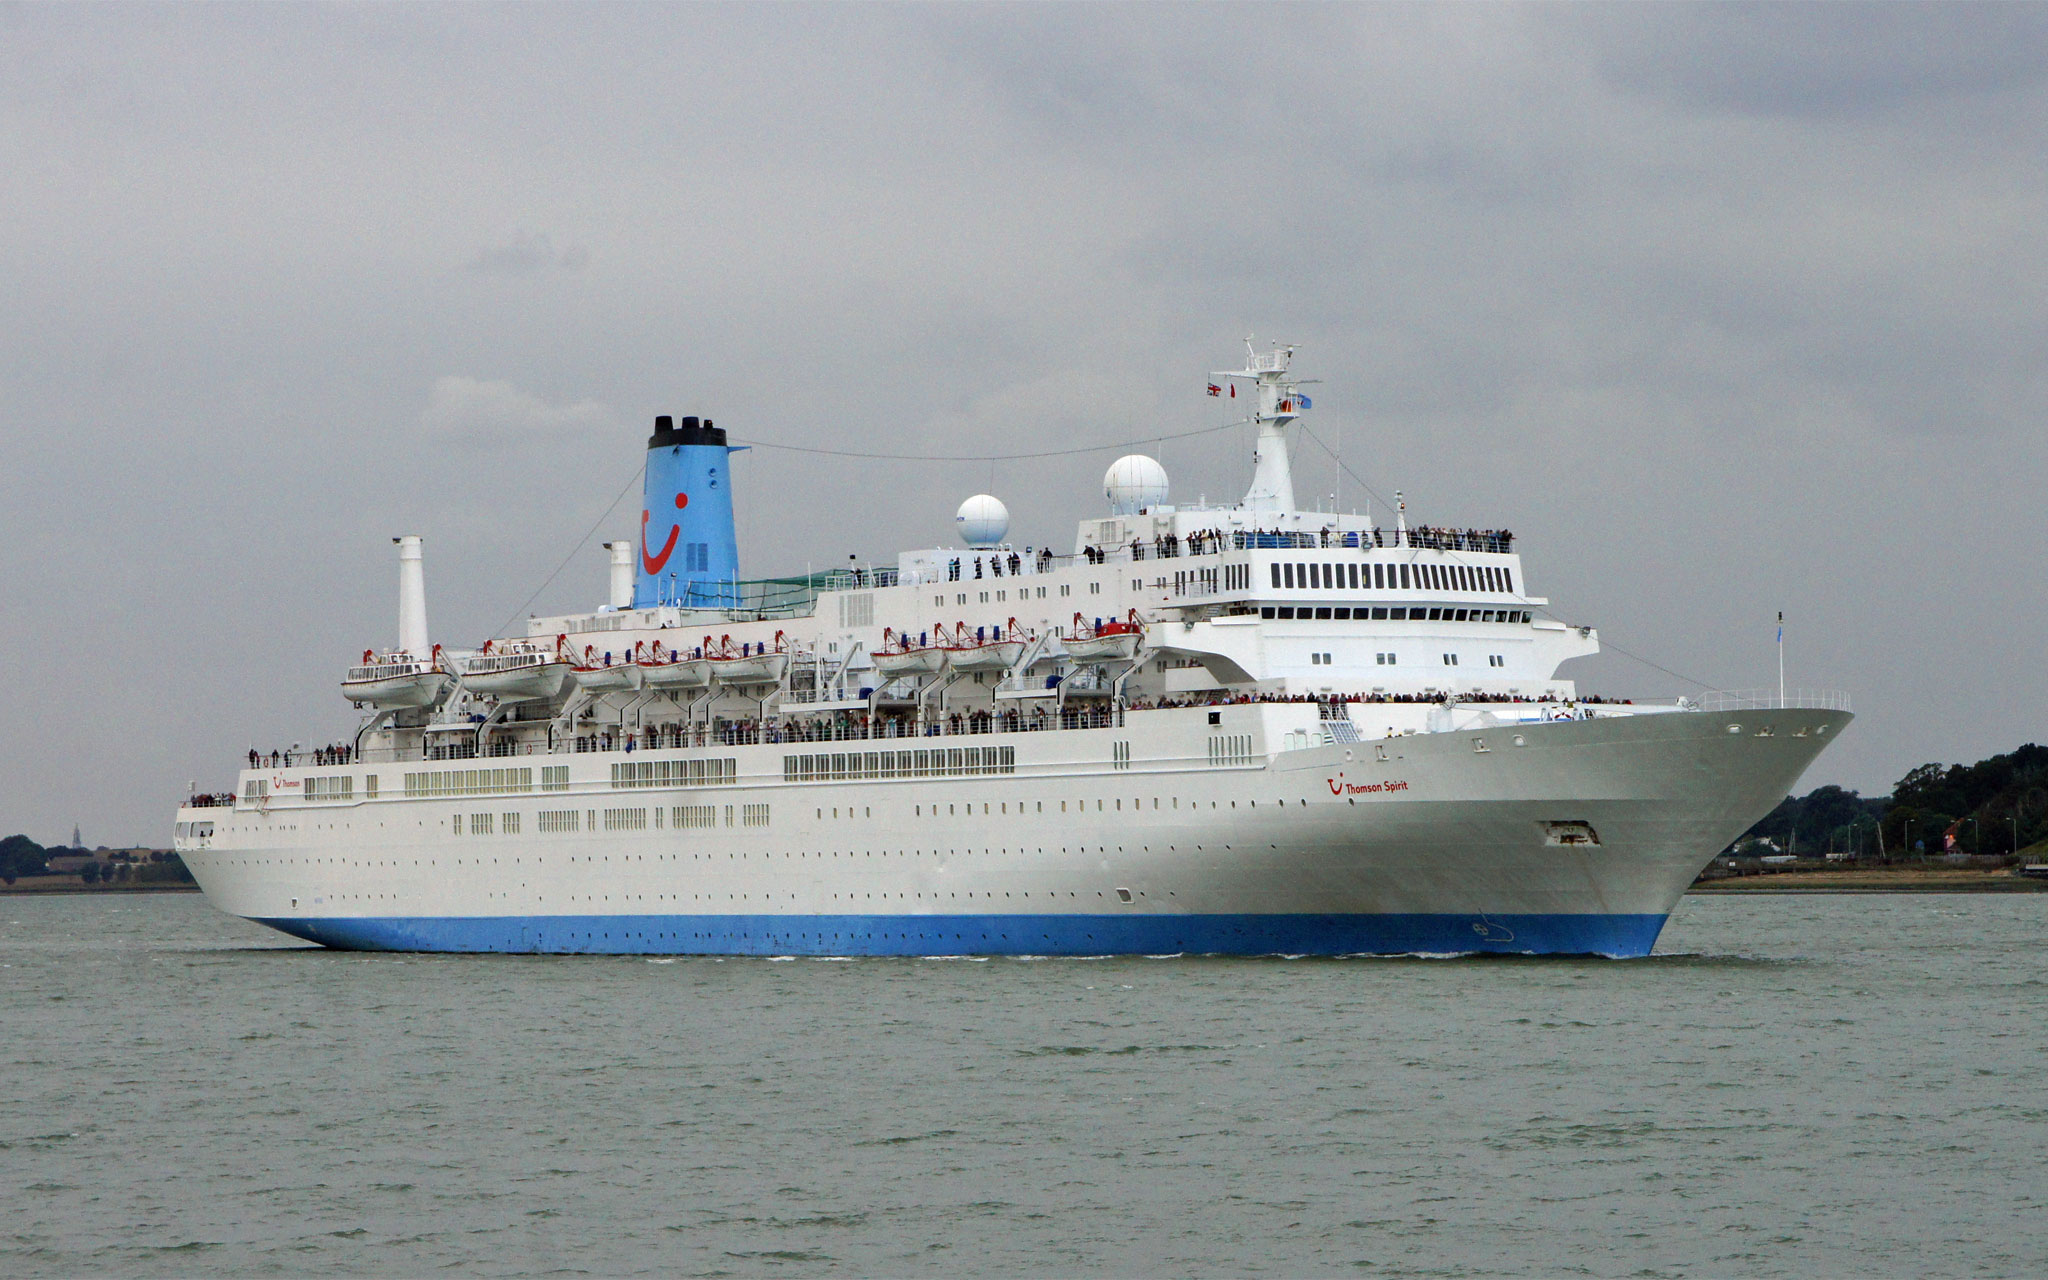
633, 640, 712, 690
943, 619, 1028, 672
343, 645, 450, 708
872, 627, 947, 677
1064, 611, 1143, 663
705, 632, 791, 686
460, 638, 570, 701
570, 642, 643, 694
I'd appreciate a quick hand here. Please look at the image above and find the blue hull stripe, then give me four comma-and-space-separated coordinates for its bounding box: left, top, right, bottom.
251, 911, 1669, 958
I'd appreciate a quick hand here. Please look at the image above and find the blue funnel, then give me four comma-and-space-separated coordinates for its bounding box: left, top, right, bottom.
635, 415, 740, 608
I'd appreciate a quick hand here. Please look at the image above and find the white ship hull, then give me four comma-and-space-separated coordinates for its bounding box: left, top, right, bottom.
177, 704, 1847, 958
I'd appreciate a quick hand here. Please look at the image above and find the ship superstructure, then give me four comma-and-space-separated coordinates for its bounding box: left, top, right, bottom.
175, 341, 1850, 956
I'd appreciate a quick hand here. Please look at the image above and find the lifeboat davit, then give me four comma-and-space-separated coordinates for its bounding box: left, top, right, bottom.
943, 619, 1028, 672
570, 642, 643, 694
1064, 611, 1143, 664
343, 645, 450, 708
872, 628, 947, 677
705, 632, 791, 686
633, 640, 711, 690
460, 638, 571, 701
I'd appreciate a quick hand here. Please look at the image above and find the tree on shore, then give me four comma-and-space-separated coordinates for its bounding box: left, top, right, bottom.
0, 835, 48, 885
1739, 743, 2048, 857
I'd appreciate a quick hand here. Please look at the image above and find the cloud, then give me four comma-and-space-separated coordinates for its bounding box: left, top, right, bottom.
1582, 4, 2048, 117
461, 229, 589, 276
419, 375, 611, 443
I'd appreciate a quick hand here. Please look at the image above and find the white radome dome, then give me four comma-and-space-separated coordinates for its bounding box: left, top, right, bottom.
955, 494, 1010, 548
1104, 454, 1169, 515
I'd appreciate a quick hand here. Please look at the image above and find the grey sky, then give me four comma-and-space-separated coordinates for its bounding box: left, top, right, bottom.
3, 3, 2044, 846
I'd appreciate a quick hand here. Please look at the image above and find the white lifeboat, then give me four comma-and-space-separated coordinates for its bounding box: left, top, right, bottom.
633, 640, 712, 690
460, 638, 571, 701
943, 619, 1028, 672
571, 641, 643, 694
705, 632, 791, 686
1064, 611, 1143, 664
343, 645, 450, 708
872, 627, 947, 677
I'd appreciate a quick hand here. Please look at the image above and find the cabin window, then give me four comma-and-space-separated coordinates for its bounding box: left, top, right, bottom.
1261, 607, 1275, 619
1334, 607, 1351, 619
1276, 607, 1295, 619
1399, 564, 1411, 589
1282, 563, 1295, 589
1315, 607, 1332, 619
1270, 564, 1282, 588
1347, 563, 1359, 589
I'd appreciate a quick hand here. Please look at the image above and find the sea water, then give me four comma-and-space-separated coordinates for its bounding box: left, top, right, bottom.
2, 893, 2043, 1277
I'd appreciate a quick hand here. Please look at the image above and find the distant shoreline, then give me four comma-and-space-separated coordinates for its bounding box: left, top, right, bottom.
1692, 867, 2047, 894
0, 881, 200, 896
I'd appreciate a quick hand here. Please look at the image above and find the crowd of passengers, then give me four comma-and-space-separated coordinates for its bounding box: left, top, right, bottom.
244, 742, 354, 769
1079, 526, 1515, 562
1124, 691, 1632, 709
947, 526, 1521, 577
555, 687, 1636, 753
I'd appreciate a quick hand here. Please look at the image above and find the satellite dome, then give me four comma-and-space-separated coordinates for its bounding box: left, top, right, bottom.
1104, 454, 1169, 515
955, 494, 1010, 548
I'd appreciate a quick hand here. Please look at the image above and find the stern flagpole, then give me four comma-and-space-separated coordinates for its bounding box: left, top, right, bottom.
1777, 611, 1785, 708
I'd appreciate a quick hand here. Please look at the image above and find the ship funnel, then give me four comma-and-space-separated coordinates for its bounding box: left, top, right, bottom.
635, 413, 741, 608
603, 540, 635, 609
393, 535, 429, 657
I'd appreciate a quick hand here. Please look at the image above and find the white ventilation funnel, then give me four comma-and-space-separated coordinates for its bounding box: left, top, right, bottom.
394, 535, 429, 657
604, 541, 635, 610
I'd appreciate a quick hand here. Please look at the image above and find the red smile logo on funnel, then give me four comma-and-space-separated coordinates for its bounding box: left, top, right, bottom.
641, 492, 687, 573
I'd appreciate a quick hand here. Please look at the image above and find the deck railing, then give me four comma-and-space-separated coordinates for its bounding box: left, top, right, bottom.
1695, 688, 1854, 713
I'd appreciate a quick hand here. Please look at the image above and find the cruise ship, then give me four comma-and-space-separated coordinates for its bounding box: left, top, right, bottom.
174, 342, 1850, 957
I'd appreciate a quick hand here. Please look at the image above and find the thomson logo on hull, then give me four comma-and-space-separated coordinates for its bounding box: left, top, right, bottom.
1328, 773, 1410, 797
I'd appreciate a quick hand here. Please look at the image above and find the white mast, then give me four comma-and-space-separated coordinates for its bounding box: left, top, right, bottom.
1217, 338, 1306, 513
604, 541, 635, 610
393, 535, 428, 658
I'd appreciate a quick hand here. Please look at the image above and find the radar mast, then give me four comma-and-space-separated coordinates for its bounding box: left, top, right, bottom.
1214, 339, 1307, 512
